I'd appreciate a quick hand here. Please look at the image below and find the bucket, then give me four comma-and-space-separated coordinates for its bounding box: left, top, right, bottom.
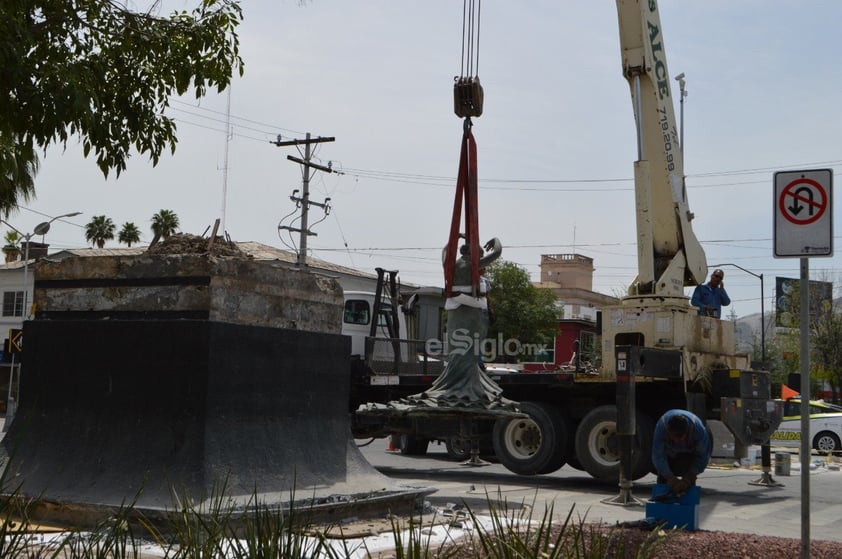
775, 452, 791, 476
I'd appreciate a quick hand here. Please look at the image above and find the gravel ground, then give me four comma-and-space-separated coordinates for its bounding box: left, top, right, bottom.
438, 524, 842, 559
597, 526, 842, 559
345, 509, 842, 559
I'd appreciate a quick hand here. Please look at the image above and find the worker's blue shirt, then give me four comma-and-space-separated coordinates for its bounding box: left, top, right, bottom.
691, 283, 730, 317
652, 409, 712, 479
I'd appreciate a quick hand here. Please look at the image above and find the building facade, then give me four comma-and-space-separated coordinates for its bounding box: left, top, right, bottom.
522, 253, 618, 371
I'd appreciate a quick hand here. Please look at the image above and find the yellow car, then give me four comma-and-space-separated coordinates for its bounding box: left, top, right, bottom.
769, 398, 842, 453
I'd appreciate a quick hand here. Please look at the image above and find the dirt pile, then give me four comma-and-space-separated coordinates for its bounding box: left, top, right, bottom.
146, 233, 245, 257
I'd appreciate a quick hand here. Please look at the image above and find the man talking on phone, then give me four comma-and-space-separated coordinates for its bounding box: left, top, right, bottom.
691, 268, 730, 318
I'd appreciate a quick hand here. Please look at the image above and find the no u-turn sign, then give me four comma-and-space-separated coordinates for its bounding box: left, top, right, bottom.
774, 169, 833, 258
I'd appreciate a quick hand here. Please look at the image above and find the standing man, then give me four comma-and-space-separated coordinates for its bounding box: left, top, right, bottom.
652, 409, 712, 495
691, 268, 730, 318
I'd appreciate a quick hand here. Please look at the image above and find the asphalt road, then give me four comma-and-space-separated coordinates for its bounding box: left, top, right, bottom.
358, 437, 842, 542
2, 413, 838, 543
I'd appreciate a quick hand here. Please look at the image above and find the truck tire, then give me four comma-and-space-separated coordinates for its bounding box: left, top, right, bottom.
631, 412, 655, 480
399, 433, 429, 456
446, 432, 494, 460
492, 401, 567, 475
574, 405, 654, 483
445, 436, 472, 461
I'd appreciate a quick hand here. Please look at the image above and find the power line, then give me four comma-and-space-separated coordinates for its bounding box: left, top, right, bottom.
170, 99, 307, 137
164, 100, 842, 190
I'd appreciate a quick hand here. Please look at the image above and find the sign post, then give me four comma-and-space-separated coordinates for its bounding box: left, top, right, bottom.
774, 168, 833, 559
774, 169, 833, 258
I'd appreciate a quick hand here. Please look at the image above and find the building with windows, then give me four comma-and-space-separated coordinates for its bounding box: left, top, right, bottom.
0, 242, 53, 344
0, 242, 55, 412
522, 253, 618, 371
0, 259, 28, 334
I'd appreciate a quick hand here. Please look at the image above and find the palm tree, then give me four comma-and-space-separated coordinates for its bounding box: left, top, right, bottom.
151, 209, 180, 241
85, 215, 115, 248
3, 230, 21, 262
0, 135, 38, 215
118, 222, 142, 247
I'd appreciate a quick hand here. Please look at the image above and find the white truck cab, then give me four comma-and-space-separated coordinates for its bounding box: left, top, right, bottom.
341, 291, 407, 360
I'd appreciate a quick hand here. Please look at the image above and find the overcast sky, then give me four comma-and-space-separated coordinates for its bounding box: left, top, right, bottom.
14, 1, 842, 319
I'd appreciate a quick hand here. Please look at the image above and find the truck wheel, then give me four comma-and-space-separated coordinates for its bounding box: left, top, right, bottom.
574, 405, 654, 483
399, 433, 429, 456
492, 401, 567, 475
445, 436, 471, 461
631, 412, 655, 479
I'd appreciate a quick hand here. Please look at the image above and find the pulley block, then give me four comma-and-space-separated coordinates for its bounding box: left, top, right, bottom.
454, 77, 484, 118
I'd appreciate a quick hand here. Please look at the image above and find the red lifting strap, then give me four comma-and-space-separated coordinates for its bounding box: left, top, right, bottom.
444, 122, 480, 298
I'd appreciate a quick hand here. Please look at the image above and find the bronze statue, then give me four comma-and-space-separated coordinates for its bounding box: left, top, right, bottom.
408, 238, 514, 409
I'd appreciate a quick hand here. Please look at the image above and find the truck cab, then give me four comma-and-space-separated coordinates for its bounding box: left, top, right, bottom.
342, 290, 407, 362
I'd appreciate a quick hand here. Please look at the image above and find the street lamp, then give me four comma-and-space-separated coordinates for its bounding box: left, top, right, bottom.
674, 72, 688, 160
1, 212, 82, 320
0, 211, 81, 429
711, 262, 766, 367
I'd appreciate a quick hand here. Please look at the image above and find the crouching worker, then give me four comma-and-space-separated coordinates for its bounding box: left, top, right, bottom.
652, 409, 712, 496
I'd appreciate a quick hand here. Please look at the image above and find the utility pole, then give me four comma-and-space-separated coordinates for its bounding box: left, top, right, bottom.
273, 133, 335, 266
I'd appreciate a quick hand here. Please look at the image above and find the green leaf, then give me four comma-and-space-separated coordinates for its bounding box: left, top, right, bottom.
0, 0, 244, 209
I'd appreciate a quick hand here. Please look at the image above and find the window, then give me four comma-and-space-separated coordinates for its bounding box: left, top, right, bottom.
534, 345, 555, 363
343, 300, 370, 325
783, 401, 799, 417
2, 291, 23, 317
580, 331, 597, 363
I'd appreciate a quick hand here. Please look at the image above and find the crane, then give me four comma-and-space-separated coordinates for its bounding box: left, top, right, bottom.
617, 0, 707, 299
601, 0, 739, 379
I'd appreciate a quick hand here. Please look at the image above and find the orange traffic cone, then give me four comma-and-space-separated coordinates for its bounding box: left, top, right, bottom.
386, 433, 401, 452
781, 384, 799, 400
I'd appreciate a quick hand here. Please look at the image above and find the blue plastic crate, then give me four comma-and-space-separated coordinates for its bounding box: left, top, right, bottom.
645, 500, 699, 531
650, 483, 700, 505
645, 484, 700, 531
